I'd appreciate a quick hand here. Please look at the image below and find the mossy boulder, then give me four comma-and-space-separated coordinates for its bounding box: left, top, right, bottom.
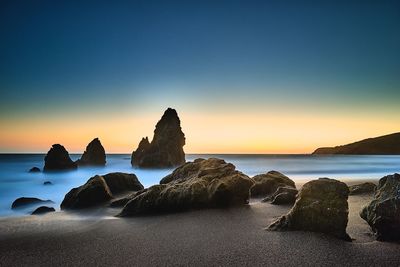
251, 171, 295, 197
119, 158, 254, 216
360, 173, 400, 241
268, 178, 351, 241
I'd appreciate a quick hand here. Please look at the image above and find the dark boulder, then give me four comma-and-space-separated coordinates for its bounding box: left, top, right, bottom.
102, 172, 144, 195
12, 197, 54, 209
131, 108, 186, 168
268, 178, 351, 241
29, 167, 40, 173
61, 172, 144, 209
43, 144, 77, 171
251, 171, 296, 197
262, 186, 298, 205
348, 182, 376, 195
31, 206, 55, 215
360, 173, 400, 241
119, 158, 255, 216
61, 175, 112, 209
76, 138, 106, 166
43, 181, 53, 185
110, 189, 148, 207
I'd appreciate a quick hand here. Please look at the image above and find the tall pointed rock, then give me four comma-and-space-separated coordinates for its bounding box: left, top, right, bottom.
131, 108, 185, 168
77, 138, 106, 166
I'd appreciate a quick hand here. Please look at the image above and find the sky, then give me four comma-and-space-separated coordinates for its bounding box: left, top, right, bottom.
0, 0, 399, 153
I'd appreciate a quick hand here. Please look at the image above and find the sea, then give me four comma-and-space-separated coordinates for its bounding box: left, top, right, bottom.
0, 154, 399, 217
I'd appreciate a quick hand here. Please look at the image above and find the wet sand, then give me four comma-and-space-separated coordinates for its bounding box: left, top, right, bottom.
0, 182, 399, 266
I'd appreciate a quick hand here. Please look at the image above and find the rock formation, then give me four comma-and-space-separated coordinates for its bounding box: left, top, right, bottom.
131, 108, 185, 168
360, 173, 400, 241
312, 132, 400, 154
268, 178, 351, 241
76, 138, 106, 166
29, 167, 40, 173
61, 172, 144, 209
12, 197, 54, 209
119, 158, 255, 216
43, 144, 77, 171
262, 186, 298, 205
348, 182, 376, 195
31, 206, 55, 215
250, 171, 296, 197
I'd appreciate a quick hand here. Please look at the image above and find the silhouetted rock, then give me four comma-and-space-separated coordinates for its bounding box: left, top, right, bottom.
43, 144, 77, 171
43, 181, 52, 185
61, 175, 112, 209
102, 172, 144, 195
12, 197, 54, 209
312, 132, 400, 154
76, 138, 106, 166
251, 171, 296, 197
360, 173, 400, 241
61, 172, 144, 209
268, 178, 351, 241
262, 186, 298, 205
119, 158, 255, 216
31, 206, 55, 215
29, 167, 40, 173
131, 108, 186, 168
349, 182, 376, 195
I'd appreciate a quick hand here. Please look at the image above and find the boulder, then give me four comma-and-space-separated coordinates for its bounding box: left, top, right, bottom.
251, 171, 296, 197
110, 189, 148, 207
76, 138, 106, 166
131, 108, 186, 168
61, 175, 112, 209
61, 172, 144, 209
31, 206, 55, 215
348, 182, 376, 195
102, 172, 144, 195
43, 181, 53, 185
262, 186, 298, 205
360, 173, 400, 241
12, 197, 54, 209
268, 178, 351, 241
43, 144, 77, 171
29, 167, 40, 173
119, 158, 255, 216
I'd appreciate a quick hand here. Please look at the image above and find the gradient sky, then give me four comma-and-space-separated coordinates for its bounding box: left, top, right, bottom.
0, 0, 399, 153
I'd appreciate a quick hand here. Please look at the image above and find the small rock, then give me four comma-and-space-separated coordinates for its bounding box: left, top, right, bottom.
29, 167, 41, 173
348, 182, 376, 195
262, 186, 298, 205
251, 171, 296, 197
31, 206, 55, 215
12, 197, 54, 209
43, 181, 53, 185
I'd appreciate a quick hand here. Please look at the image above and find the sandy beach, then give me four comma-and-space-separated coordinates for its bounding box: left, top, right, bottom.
1, 181, 399, 267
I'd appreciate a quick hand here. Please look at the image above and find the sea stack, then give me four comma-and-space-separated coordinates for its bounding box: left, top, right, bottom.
131, 108, 186, 168
43, 144, 77, 171
76, 138, 106, 166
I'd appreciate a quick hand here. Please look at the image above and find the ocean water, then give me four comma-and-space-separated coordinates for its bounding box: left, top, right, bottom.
0, 154, 399, 217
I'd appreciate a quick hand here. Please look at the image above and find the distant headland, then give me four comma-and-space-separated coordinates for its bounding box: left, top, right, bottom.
312, 132, 400, 155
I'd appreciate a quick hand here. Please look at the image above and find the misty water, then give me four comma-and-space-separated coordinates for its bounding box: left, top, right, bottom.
0, 154, 399, 217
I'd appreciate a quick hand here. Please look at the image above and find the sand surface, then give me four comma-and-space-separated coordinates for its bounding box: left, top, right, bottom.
1, 182, 400, 266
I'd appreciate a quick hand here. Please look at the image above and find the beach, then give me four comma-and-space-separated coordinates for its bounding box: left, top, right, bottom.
1, 180, 399, 266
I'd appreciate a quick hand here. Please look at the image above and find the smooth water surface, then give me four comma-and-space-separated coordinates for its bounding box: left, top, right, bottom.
0, 154, 399, 217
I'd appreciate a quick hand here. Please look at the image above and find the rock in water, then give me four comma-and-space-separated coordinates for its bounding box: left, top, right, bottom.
119, 158, 255, 216
262, 186, 298, 205
61, 175, 112, 209
61, 172, 144, 209
268, 178, 351, 241
360, 173, 400, 241
31, 206, 55, 215
43, 181, 53, 185
131, 108, 186, 168
29, 167, 40, 173
251, 171, 296, 197
12, 197, 54, 209
43, 144, 77, 171
348, 182, 376, 195
76, 138, 106, 166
